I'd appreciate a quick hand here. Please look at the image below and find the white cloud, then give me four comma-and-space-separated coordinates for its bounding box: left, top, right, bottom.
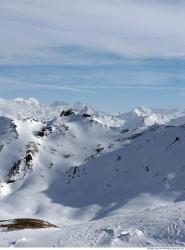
0, 77, 93, 93
0, 0, 184, 64
0, 75, 184, 93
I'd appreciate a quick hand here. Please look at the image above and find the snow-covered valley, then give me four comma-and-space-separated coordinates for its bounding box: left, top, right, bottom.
0, 97, 185, 247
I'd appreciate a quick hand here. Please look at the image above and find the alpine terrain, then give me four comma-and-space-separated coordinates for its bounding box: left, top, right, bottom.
0, 97, 185, 247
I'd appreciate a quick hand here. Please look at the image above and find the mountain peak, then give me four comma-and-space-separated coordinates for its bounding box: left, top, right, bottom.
132, 106, 152, 116
14, 97, 40, 106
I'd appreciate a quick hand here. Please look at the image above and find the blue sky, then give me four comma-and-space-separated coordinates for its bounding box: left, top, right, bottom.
0, 0, 185, 112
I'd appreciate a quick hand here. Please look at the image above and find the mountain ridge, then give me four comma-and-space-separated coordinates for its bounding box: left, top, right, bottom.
0, 97, 185, 247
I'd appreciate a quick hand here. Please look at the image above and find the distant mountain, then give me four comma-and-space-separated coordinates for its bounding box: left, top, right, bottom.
118, 106, 185, 129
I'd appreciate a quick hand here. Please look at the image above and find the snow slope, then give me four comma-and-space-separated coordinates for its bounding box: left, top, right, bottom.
0, 97, 185, 247
1, 202, 185, 247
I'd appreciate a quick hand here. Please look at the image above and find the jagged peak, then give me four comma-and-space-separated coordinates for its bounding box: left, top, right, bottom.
14, 97, 40, 106
132, 106, 152, 116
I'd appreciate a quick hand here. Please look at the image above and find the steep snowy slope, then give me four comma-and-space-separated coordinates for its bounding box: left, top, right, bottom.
0, 98, 185, 247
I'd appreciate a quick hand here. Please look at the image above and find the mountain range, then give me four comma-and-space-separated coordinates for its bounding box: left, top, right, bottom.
0, 97, 185, 247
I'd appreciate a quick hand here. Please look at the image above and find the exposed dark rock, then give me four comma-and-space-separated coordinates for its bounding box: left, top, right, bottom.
0, 218, 58, 231
5, 142, 39, 183
96, 144, 104, 152
6, 159, 22, 183
83, 113, 91, 118
121, 129, 130, 133
65, 165, 86, 183
6, 180, 16, 184
166, 136, 181, 151
83, 146, 104, 163
63, 154, 73, 158
0, 145, 4, 151
25, 153, 33, 165
38, 129, 45, 137
175, 136, 180, 142
145, 166, 150, 172
38, 127, 52, 137
116, 155, 122, 161
60, 109, 74, 117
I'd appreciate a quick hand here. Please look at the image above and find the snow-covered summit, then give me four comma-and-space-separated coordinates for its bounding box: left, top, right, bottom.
118, 105, 185, 129
14, 97, 40, 107
0, 98, 184, 128
132, 106, 152, 116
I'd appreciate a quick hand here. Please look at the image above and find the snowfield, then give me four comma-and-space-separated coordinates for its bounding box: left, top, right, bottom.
0, 97, 185, 247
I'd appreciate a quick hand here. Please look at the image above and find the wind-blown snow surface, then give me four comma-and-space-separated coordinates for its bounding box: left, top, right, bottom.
0, 97, 185, 247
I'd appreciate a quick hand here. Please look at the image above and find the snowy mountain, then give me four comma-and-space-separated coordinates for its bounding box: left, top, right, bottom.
118, 106, 185, 129
0, 97, 185, 247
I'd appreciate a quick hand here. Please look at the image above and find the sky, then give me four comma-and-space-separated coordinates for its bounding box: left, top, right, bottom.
0, 0, 185, 112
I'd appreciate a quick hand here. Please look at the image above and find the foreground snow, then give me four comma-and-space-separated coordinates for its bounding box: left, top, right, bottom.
1, 202, 185, 247
0, 98, 185, 247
